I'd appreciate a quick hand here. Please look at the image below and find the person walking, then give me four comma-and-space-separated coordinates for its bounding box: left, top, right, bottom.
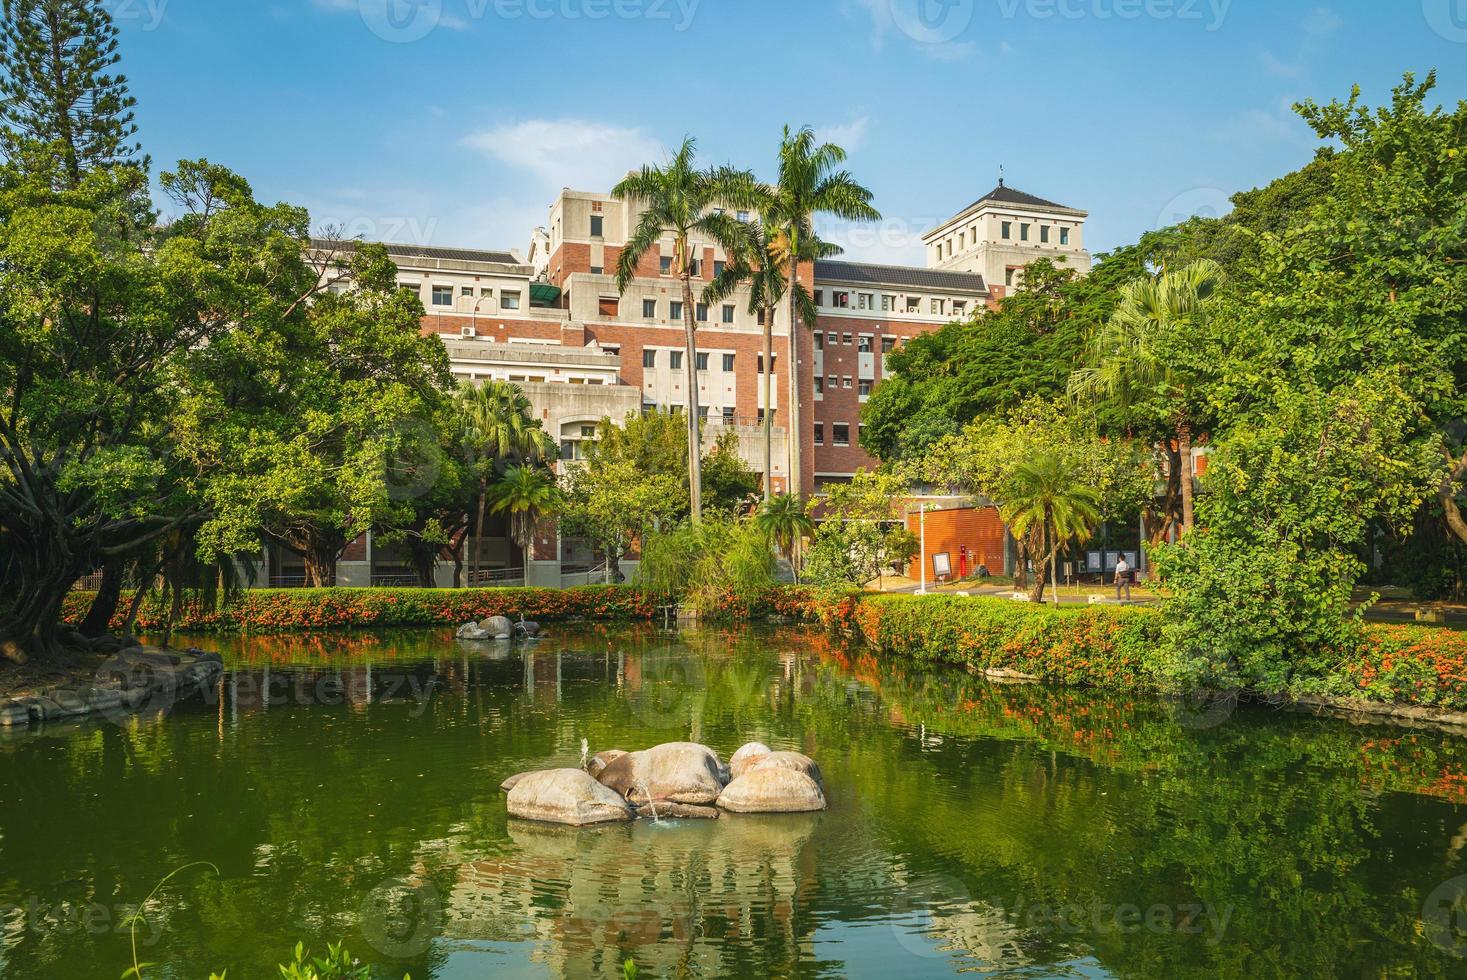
1114, 556, 1132, 602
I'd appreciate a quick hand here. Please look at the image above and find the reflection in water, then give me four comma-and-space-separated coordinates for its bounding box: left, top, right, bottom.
1, 625, 1466, 978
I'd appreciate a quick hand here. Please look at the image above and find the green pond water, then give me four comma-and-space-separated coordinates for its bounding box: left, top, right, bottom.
4, 625, 1467, 978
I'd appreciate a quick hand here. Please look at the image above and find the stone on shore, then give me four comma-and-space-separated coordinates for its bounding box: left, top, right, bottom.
717, 768, 826, 813
506, 769, 634, 825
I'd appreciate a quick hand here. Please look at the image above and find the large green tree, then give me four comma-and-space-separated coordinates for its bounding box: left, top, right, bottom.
456, 380, 552, 585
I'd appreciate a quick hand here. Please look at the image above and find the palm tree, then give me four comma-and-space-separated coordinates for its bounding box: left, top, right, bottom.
490, 464, 563, 581
753, 493, 814, 582
457, 380, 553, 585
765, 126, 881, 498
1000, 454, 1101, 605
703, 218, 827, 500
1069, 259, 1222, 537
612, 139, 760, 522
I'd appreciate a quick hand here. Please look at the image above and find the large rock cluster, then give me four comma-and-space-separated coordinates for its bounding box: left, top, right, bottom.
502, 740, 826, 826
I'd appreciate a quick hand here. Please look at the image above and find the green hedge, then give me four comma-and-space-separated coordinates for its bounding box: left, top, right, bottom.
61, 586, 658, 633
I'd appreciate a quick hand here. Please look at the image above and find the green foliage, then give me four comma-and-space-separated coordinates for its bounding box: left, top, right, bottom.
275, 941, 371, 980
752, 493, 813, 570
803, 520, 891, 588
635, 516, 777, 618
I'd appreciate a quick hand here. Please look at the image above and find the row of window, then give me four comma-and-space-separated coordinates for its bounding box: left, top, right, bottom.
815, 290, 969, 318
641, 349, 778, 372
654, 256, 729, 279
933, 221, 1073, 261
403, 282, 521, 311
813, 377, 873, 396
644, 404, 777, 425
605, 298, 744, 323
814, 332, 897, 353
812, 422, 855, 447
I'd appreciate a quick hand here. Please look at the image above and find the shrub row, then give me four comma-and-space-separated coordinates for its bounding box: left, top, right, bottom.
61, 586, 659, 633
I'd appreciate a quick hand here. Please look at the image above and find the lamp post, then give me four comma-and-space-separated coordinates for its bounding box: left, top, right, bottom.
915, 502, 933, 595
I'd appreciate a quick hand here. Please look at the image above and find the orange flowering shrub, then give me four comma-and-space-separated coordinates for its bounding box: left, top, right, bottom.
1342, 624, 1467, 710
62, 586, 659, 633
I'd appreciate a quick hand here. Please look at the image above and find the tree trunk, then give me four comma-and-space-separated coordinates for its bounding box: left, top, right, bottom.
762, 305, 774, 502
303, 542, 339, 588
785, 263, 803, 499
1439, 454, 1467, 547
79, 555, 126, 637
1177, 419, 1196, 534
680, 256, 703, 522
472, 484, 487, 588
1027, 527, 1048, 603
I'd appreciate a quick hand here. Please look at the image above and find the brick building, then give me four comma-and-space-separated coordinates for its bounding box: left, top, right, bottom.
258, 181, 1090, 586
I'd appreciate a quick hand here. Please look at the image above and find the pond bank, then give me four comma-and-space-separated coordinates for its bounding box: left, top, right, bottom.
0, 646, 223, 730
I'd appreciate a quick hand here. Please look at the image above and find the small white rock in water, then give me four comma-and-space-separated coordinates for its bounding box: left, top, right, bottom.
456, 622, 491, 640
506, 769, 634, 825
748, 751, 823, 790
729, 741, 773, 780
718, 768, 826, 813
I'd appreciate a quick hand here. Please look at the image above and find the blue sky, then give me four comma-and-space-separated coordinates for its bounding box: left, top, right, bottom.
117, 0, 1464, 265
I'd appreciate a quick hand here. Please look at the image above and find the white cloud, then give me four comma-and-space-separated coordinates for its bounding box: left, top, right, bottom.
814, 117, 870, 153
1259, 51, 1301, 78
462, 120, 667, 191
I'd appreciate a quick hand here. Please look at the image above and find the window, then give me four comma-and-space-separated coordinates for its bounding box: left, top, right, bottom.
757, 354, 777, 373
827, 375, 837, 391
842, 376, 852, 389
842, 333, 853, 346
881, 294, 894, 312
643, 349, 657, 368
460, 286, 474, 297
857, 335, 872, 353
697, 405, 709, 420
833, 423, 850, 446
480, 287, 493, 298
858, 379, 872, 397
589, 266, 603, 275
399, 282, 419, 296
814, 290, 824, 306
714, 260, 726, 278
827, 332, 838, 346
857, 293, 872, 310
1020, 223, 1030, 241
882, 336, 896, 353
958, 232, 965, 250
722, 406, 736, 423
670, 301, 684, 320
690, 259, 702, 278
597, 296, 618, 317
696, 303, 708, 322
1040, 225, 1050, 244
431, 285, 453, 306
501, 291, 521, 310
1005, 268, 1015, 287
722, 304, 735, 324
814, 377, 824, 395
1001, 221, 1012, 239
758, 408, 776, 425
832, 291, 850, 309
906, 297, 921, 313
696, 352, 709, 371
953, 300, 967, 316
660, 256, 673, 275
813, 423, 824, 445
1060, 227, 1070, 245
737, 210, 750, 222
813, 332, 823, 350
590, 215, 603, 237
670, 350, 683, 369
931, 298, 944, 315
722, 353, 736, 371
643, 298, 657, 318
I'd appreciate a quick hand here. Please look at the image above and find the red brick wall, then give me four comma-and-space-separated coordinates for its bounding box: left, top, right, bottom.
905, 506, 1007, 581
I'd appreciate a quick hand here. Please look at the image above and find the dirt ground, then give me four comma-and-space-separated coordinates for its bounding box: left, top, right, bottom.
0, 648, 110, 700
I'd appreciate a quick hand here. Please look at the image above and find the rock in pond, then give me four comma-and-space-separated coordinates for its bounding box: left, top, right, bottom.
729, 741, 773, 780
456, 622, 491, 640
587, 749, 627, 779
718, 768, 826, 814
481, 616, 513, 639
506, 769, 634, 826
634, 802, 719, 820
597, 742, 725, 805
500, 770, 534, 793
749, 751, 823, 790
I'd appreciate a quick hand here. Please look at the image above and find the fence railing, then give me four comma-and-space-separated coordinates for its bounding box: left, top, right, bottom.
466, 567, 526, 588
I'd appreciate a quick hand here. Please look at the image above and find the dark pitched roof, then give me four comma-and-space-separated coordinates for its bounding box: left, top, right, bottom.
814, 260, 987, 293
311, 238, 522, 267
963, 182, 1082, 214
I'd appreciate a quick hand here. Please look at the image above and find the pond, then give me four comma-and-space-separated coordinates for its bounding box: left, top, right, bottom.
2, 625, 1467, 978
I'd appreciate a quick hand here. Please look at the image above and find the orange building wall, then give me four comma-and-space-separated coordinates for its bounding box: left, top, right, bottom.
905, 506, 1007, 581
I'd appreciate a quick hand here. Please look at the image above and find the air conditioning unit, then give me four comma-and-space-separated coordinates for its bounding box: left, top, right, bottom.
460, 326, 476, 338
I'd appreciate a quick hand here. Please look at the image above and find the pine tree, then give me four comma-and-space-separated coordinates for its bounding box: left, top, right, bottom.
0, 0, 143, 186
